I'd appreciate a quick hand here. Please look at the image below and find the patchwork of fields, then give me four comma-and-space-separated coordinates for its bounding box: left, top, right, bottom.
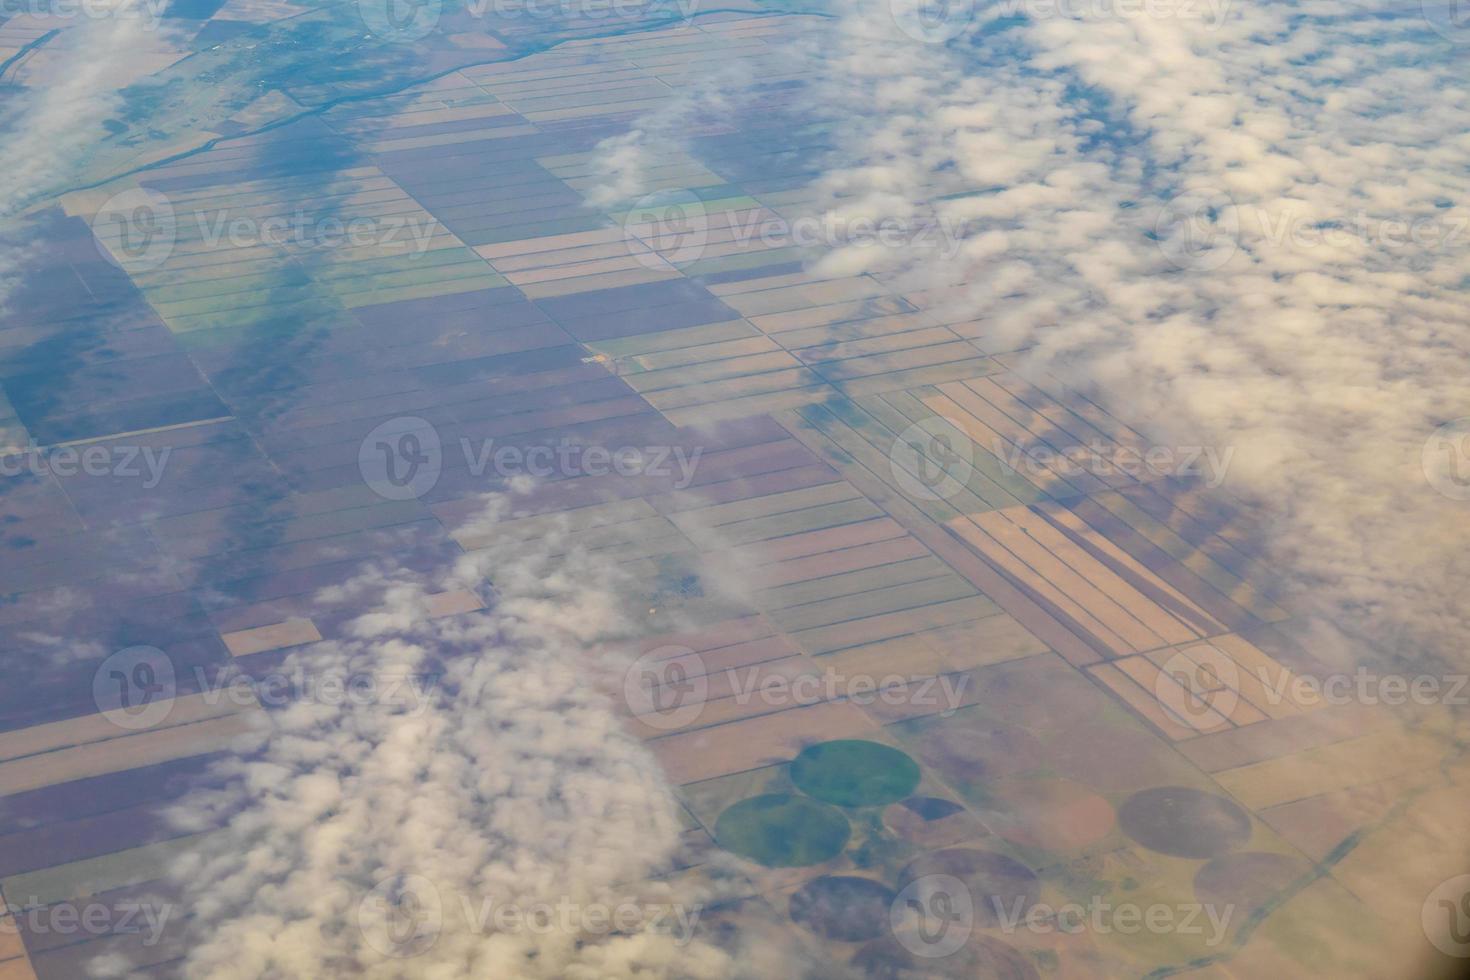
0, 4, 1464, 977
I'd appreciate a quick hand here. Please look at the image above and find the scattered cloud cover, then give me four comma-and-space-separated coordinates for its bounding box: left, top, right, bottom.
597, 0, 1470, 668
108, 491, 740, 979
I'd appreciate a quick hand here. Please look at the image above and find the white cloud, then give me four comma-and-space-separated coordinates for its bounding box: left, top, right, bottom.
122, 491, 740, 979
594, 0, 1470, 665
0, 3, 158, 220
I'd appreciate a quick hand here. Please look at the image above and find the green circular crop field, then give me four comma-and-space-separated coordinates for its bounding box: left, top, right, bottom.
714, 794, 851, 867
790, 739, 921, 807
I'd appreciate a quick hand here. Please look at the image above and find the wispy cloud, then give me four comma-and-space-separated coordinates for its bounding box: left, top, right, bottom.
0, 1, 170, 308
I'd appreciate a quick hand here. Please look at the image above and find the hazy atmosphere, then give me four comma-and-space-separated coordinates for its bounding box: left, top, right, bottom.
0, 0, 1466, 976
